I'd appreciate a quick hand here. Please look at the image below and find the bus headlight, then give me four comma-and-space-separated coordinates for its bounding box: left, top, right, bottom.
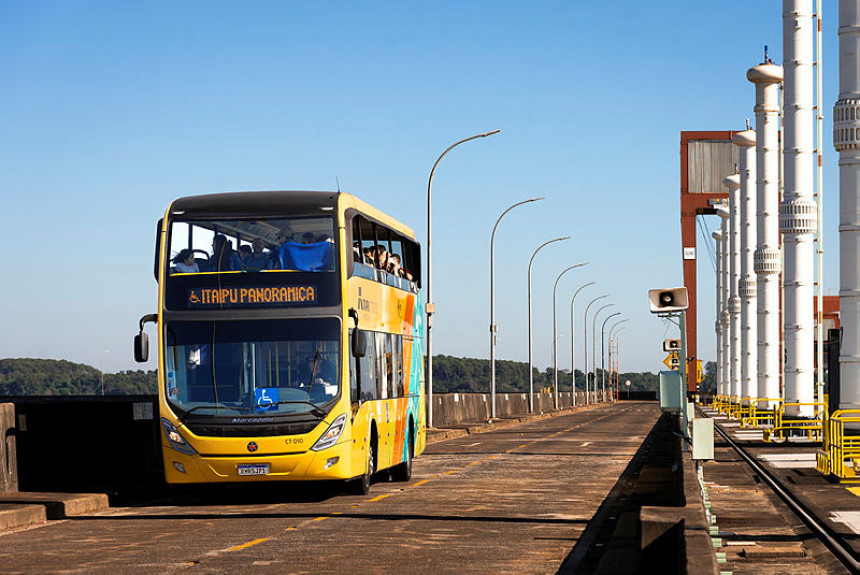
311, 414, 347, 451
162, 418, 197, 455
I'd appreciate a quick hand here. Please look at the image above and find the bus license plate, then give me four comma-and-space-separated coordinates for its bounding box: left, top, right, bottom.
238, 464, 270, 476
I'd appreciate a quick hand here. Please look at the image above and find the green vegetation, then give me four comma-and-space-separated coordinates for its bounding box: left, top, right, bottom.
0, 358, 156, 396
432, 355, 658, 393
0, 356, 660, 396
700, 361, 717, 393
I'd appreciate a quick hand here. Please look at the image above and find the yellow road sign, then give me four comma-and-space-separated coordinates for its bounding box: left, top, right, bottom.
696, 359, 703, 383
663, 352, 680, 371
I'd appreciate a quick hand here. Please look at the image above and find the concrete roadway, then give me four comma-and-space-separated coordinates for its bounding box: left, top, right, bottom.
0, 401, 660, 574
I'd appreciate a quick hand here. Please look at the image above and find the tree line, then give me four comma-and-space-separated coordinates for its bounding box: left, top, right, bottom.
432, 354, 658, 393
0, 358, 156, 396
0, 356, 661, 396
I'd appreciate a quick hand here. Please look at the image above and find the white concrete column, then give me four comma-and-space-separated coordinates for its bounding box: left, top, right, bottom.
782, 0, 817, 416
748, 60, 784, 409
835, 0, 860, 413
733, 129, 759, 403
724, 174, 742, 401
717, 206, 731, 398
713, 229, 725, 396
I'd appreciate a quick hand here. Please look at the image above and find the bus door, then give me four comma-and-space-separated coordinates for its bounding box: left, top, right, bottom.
376, 332, 393, 470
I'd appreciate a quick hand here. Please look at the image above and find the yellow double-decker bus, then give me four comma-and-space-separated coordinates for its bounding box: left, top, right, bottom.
134, 191, 425, 494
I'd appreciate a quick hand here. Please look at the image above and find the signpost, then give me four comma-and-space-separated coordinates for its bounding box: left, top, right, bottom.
663, 352, 680, 371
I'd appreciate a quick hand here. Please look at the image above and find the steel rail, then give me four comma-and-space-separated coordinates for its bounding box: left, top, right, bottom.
713, 422, 860, 573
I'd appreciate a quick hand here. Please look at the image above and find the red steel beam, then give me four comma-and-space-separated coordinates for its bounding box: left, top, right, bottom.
680, 131, 735, 393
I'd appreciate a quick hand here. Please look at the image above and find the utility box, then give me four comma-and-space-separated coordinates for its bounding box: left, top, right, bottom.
659, 371, 683, 414
692, 418, 714, 460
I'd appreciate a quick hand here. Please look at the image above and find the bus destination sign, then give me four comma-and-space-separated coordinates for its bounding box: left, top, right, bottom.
187, 286, 318, 308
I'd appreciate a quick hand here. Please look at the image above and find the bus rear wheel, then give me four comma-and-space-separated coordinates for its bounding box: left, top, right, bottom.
390, 430, 413, 482
347, 441, 375, 495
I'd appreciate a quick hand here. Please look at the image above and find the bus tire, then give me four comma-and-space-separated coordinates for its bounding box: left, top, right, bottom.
347, 439, 375, 495
390, 426, 414, 482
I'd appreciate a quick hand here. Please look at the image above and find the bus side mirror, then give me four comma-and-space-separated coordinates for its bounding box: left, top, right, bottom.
134, 313, 158, 363
352, 329, 367, 358
134, 332, 149, 363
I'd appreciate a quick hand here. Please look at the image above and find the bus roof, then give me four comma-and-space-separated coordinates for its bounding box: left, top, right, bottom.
168, 191, 339, 219
167, 191, 417, 242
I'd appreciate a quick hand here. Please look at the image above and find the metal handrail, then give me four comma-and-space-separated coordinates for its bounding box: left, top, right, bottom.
764, 402, 827, 442
817, 409, 860, 480
740, 397, 782, 428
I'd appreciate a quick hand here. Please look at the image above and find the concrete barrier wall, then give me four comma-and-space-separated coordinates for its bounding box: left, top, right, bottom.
1, 391, 614, 491
432, 391, 610, 428
0, 404, 17, 492
7, 396, 161, 492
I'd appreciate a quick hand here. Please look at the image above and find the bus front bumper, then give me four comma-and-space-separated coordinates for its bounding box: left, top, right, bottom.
162, 439, 359, 484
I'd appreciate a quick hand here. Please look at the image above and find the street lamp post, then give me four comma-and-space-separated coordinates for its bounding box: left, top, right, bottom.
591, 303, 615, 402
608, 320, 628, 400
601, 312, 621, 400
552, 263, 589, 409
570, 281, 596, 406
427, 129, 500, 428
550, 335, 565, 375
528, 236, 571, 413
583, 294, 609, 403
609, 328, 630, 399
490, 197, 545, 420
100, 349, 110, 396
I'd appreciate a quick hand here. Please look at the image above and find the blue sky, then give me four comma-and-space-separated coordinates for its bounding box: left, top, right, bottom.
0, 2, 840, 374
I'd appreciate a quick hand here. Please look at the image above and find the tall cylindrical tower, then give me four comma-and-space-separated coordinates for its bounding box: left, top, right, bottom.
724, 173, 742, 401
782, 0, 817, 416
748, 60, 784, 408
717, 206, 731, 398
713, 229, 725, 396
834, 0, 860, 413
733, 129, 758, 403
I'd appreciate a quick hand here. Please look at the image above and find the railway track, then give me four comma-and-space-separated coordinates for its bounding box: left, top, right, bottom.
713, 421, 860, 573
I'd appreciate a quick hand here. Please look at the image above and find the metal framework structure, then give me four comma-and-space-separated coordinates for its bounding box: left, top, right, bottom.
680, 131, 736, 392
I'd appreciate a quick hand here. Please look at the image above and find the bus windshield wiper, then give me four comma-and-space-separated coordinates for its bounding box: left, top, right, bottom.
263, 400, 327, 419
179, 403, 251, 422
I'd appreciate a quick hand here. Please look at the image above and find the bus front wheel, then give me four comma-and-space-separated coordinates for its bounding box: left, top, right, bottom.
347, 440, 375, 495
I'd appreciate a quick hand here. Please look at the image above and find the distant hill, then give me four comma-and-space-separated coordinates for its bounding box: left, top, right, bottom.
0, 356, 658, 396
0, 358, 156, 396
432, 354, 658, 393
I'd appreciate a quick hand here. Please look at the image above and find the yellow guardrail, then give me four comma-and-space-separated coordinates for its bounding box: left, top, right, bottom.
711, 394, 729, 413
816, 409, 860, 482
739, 397, 781, 428
734, 397, 755, 425
762, 402, 827, 442
716, 395, 740, 417
724, 396, 740, 419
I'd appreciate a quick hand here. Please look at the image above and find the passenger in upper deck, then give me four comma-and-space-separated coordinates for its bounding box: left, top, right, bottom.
211, 234, 242, 272
238, 245, 252, 266
278, 231, 333, 272
172, 249, 200, 274
389, 253, 413, 281
244, 238, 274, 271
373, 244, 389, 270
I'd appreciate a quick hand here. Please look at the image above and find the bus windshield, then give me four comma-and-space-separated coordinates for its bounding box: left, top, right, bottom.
164, 318, 341, 418
168, 216, 336, 274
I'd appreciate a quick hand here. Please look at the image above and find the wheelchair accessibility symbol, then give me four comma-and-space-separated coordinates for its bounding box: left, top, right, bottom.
255, 388, 279, 412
